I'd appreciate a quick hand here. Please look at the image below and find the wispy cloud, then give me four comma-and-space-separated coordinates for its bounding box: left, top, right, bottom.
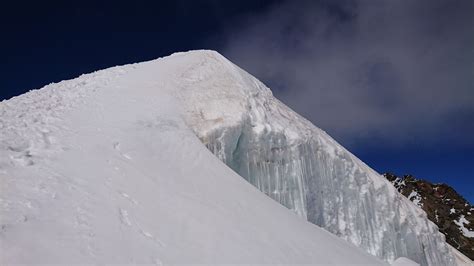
222, 0, 474, 148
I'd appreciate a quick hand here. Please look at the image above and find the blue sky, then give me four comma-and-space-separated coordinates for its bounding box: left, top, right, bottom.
221, 0, 474, 202
2, 0, 473, 201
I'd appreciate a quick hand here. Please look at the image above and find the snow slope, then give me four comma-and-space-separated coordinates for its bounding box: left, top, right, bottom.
0, 52, 387, 264
449, 244, 474, 266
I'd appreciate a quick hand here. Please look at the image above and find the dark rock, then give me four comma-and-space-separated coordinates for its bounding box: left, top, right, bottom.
384, 173, 474, 260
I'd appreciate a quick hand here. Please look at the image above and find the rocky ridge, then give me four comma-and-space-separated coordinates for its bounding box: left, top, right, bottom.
384, 173, 474, 260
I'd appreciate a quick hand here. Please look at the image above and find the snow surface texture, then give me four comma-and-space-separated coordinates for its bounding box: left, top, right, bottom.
0, 52, 387, 264
391, 257, 420, 266
454, 215, 474, 238
449, 244, 474, 266
174, 51, 456, 265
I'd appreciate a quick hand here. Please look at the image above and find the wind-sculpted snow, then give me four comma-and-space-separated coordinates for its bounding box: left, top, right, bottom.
0, 51, 386, 265
176, 51, 456, 265
0, 50, 456, 265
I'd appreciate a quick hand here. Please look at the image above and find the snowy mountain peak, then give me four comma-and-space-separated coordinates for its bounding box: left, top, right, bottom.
0, 50, 385, 265
0, 50, 455, 265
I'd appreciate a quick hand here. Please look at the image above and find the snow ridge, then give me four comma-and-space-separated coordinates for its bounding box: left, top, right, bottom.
0, 51, 386, 265
175, 51, 456, 265
0, 50, 455, 265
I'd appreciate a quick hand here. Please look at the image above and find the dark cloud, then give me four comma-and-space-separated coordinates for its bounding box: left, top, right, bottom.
222, 0, 474, 148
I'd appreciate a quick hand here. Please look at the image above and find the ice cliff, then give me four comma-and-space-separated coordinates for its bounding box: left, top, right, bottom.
176, 50, 456, 265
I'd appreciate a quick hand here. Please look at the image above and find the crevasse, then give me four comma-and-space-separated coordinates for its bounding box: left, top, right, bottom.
176, 50, 456, 265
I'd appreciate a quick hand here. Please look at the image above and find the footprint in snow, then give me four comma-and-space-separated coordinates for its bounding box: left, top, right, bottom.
113, 142, 120, 150
118, 191, 139, 205
119, 208, 131, 226
139, 229, 154, 238
139, 228, 165, 247
112, 141, 132, 160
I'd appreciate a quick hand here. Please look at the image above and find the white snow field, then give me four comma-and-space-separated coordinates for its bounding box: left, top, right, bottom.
0, 50, 453, 265
1, 51, 386, 265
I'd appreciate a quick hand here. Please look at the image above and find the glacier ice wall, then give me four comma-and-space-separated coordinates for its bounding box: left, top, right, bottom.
175, 50, 456, 265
